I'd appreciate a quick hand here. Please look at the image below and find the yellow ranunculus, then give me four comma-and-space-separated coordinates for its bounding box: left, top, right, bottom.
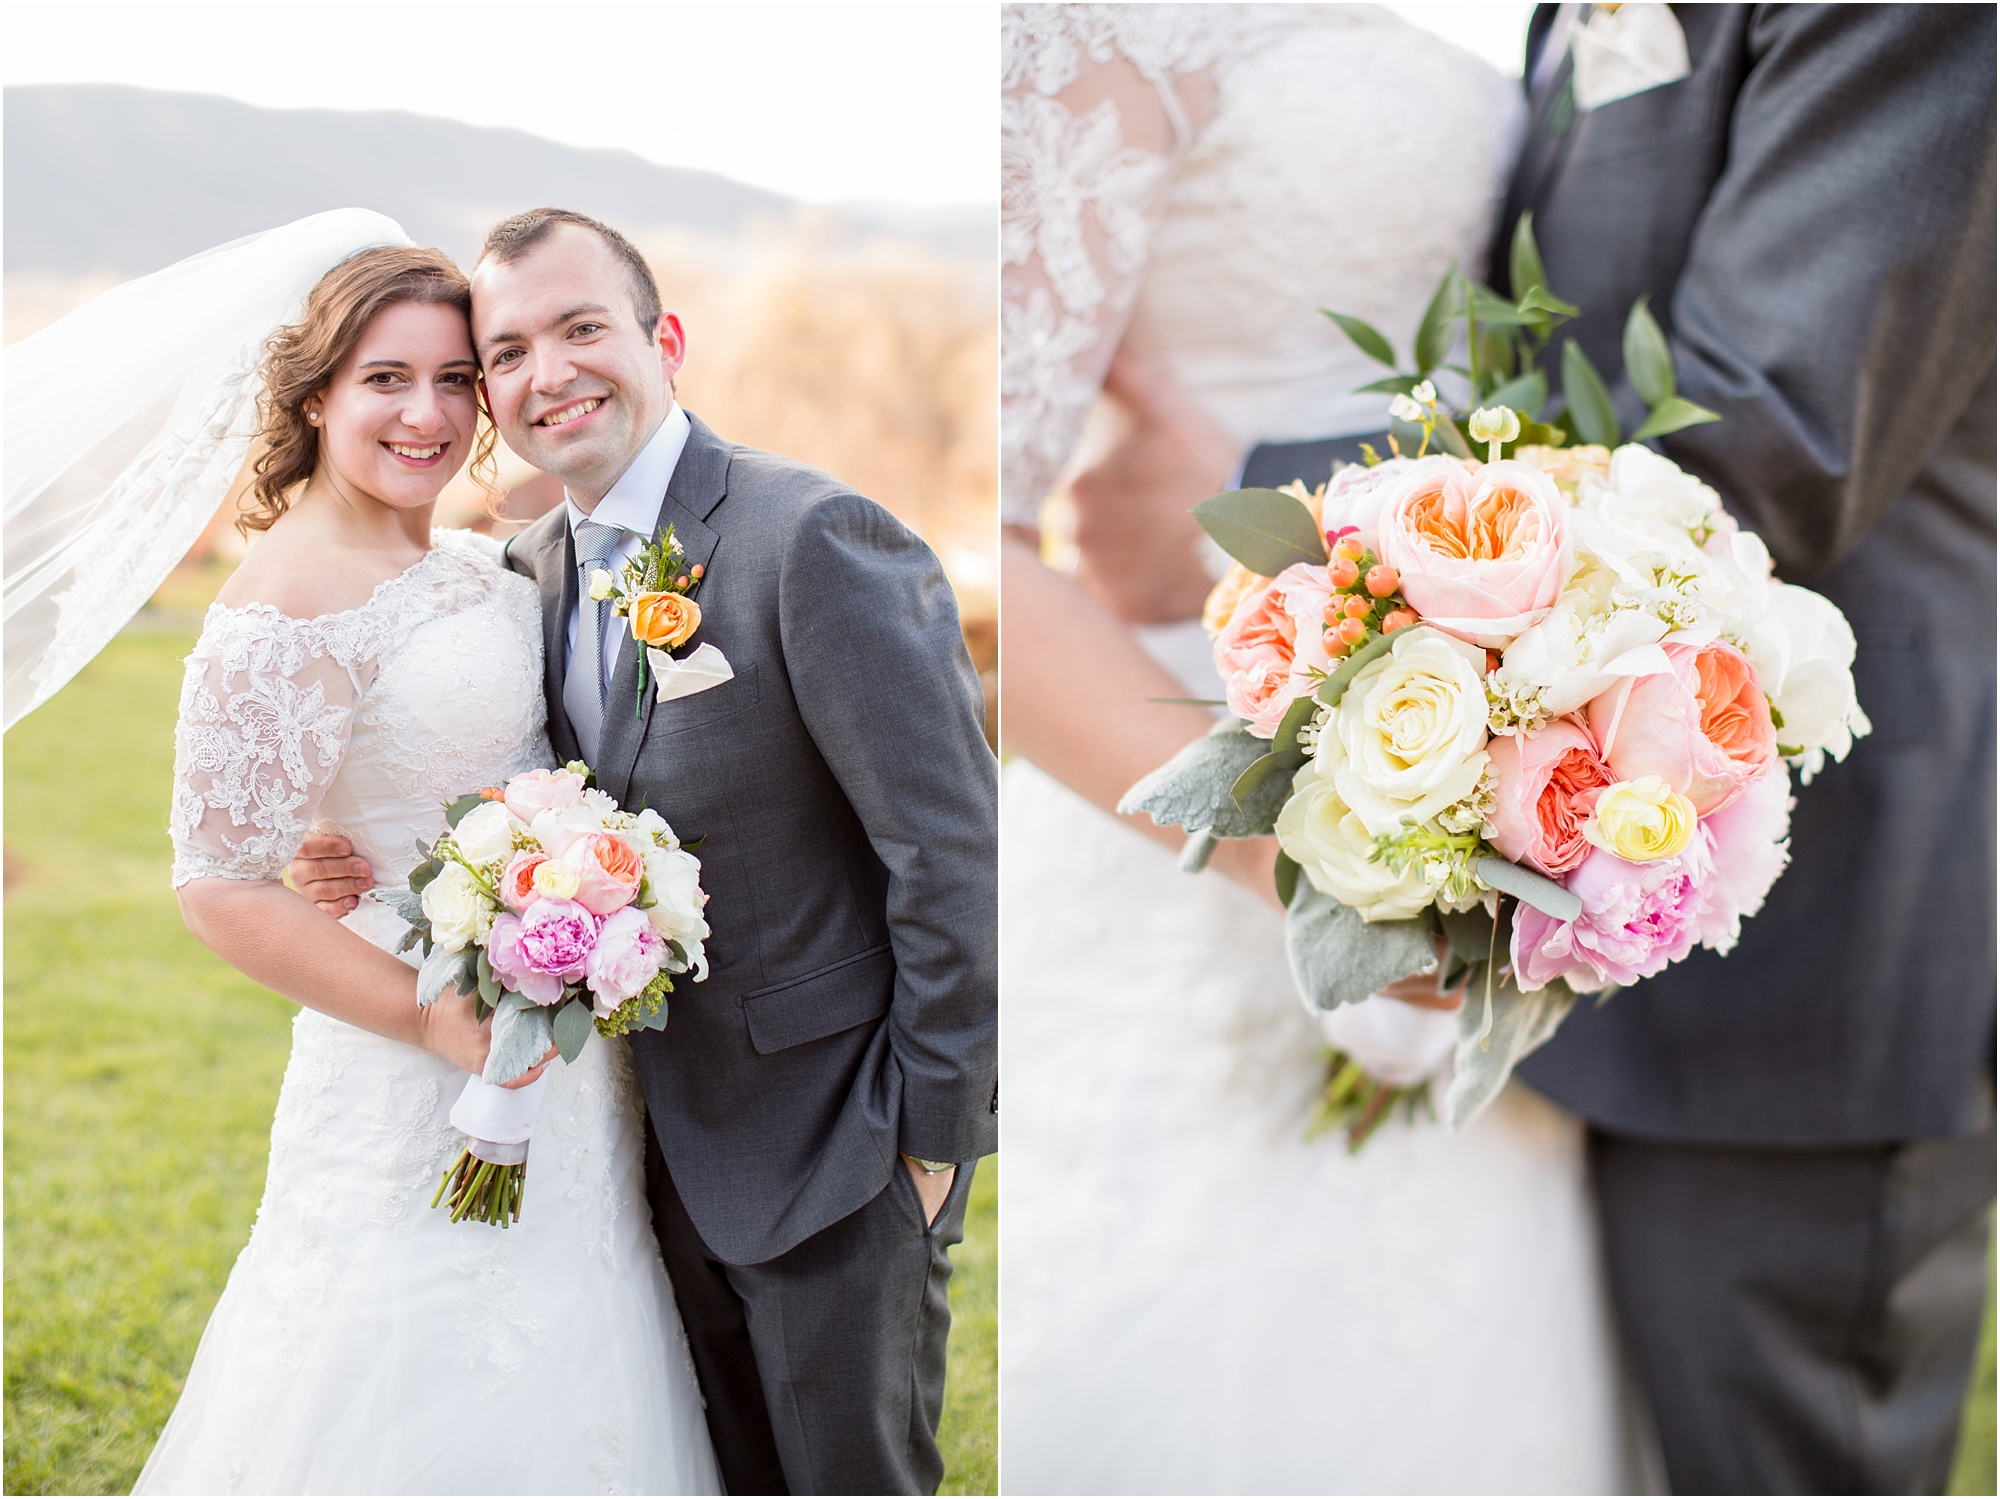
1582, 776, 1697, 863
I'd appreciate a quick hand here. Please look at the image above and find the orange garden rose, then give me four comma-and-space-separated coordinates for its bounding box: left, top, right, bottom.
629, 590, 701, 649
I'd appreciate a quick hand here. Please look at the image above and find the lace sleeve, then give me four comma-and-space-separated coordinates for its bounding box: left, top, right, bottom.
169, 608, 365, 887
1000, 5, 1225, 524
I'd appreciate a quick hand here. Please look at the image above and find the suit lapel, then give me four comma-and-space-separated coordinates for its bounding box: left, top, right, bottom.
512, 508, 581, 767
596, 414, 732, 806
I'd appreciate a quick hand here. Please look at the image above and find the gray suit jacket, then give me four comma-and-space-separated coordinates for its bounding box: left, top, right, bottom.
1248, 5, 1996, 1144
506, 414, 997, 1262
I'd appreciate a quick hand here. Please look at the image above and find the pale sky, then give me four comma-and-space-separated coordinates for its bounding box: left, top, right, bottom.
1, 1, 999, 208
3, 3, 1533, 206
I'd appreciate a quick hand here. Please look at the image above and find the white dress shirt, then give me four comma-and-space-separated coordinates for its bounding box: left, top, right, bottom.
564, 402, 692, 696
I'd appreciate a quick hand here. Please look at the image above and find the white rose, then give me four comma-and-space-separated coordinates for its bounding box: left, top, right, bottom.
643, 846, 710, 978
420, 862, 488, 953
1739, 582, 1870, 780
451, 800, 520, 866
1276, 757, 1447, 921
1330, 627, 1491, 837
530, 801, 610, 858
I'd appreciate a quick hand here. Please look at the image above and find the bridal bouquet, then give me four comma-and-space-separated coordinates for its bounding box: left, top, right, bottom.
1123, 216, 1871, 1133
382, 763, 710, 1225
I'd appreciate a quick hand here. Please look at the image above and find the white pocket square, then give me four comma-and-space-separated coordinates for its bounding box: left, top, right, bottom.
1571, 2, 1691, 112
646, 642, 735, 704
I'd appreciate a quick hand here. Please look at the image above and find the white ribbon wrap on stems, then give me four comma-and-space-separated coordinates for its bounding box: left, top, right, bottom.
449, 1072, 550, 1166
1318, 994, 1459, 1088
646, 642, 734, 703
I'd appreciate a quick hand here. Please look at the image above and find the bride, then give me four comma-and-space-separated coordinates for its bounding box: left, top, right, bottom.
1001, 7, 1631, 1493
8, 214, 719, 1494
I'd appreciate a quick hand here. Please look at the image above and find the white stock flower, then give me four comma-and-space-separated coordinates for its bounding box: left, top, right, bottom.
451, 800, 521, 866
1411, 379, 1437, 406
1490, 560, 1670, 726
1275, 757, 1447, 921
643, 846, 710, 978
633, 807, 675, 846
531, 800, 611, 858
1738, 582, 1871, 780
1389, 394, 1425, 424
1330, 627, 1491, 836
421, 862, 489, 953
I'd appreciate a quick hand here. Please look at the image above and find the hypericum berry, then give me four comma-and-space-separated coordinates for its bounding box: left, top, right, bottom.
1322, 626, 1346, 653
1327, 556, 1360, 589
1343, 595, 1372, 620
1382, 608, 1418, 633
690, 563, 705, 579
1337, 616, 1368, 647
1334, 536, 1366, 562
1366, 564, 1400, 598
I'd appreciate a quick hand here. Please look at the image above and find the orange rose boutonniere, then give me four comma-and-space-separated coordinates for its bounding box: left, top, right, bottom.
584, 524, 710, 716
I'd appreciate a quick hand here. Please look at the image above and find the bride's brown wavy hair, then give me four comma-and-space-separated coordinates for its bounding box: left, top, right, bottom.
241, 245, 499, 534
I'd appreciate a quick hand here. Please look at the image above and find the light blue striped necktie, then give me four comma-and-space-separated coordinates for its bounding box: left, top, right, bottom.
562, 518, 627, 766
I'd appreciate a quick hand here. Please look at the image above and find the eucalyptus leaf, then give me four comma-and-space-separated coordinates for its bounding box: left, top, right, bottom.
1273, 851, 1301, 910
483, 1000, 555, 1085
1561, 339, 1620, 449
1433, 413, 1475, 460
1475, 856, 1583, 922
1323, 310, 1397, 369
1482, 369, 1548, 422
1632, 395, 1723, 442
1191, 489, 1328, 577
1622, 296, 1677, 408
641, 996, 671, 1031
1269, 691, 1322, 772
1509, 212, 1548, 301
1414, 265, 1460, 373
1119, 722, 1282, 837
552, 998, 595, 1063
1444, 975, 1575, 1129
1230, 753, 1282, 803
408, 858, 443, 894
1285, 882, 1439, 1013
443, 792, 486, 829
1314, 627, 1401, 708
417, 943, 476, 1008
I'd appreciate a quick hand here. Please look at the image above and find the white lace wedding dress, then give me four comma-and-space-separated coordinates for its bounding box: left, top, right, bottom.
136, 530, 719, 1496
1002, 8, 1628, 1493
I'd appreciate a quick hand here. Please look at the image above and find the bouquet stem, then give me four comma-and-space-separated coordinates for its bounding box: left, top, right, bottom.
1307, 1048, 1435, 1153
432, 1148, 526, 1226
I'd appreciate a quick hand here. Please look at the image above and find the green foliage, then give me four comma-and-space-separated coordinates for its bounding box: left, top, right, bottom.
1622, 296, 1676, 408
1314, 627, 1400, 709
1561, 339, 1621, 448
3, 632, 1000, 1492
551, 997, 594, 1063
1633, 395, 1723, 442
1190, 488, 1328, 577
1118, 723, 1284, 839
1322, 310, 1396, 368
1509, 212, 1549, 305
1284, 881, 1440, 1014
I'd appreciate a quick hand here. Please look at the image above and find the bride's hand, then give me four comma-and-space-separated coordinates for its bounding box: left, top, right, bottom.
1070, 354, 1243, 624
417, 980, 558, 1089
289, 832, 374, 915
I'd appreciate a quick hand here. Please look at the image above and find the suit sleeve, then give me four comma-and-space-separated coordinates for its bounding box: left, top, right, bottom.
1647, 3, 1995, 579
779, 491, 998, 1163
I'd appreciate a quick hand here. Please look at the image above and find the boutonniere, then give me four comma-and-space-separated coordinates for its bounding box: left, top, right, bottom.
587, 527, 731, 715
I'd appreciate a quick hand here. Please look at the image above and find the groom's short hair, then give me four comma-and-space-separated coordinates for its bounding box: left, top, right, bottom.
479, 208, 664, 335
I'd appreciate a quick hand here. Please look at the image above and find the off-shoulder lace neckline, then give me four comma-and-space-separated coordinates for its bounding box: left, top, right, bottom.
204, 531, 479, 629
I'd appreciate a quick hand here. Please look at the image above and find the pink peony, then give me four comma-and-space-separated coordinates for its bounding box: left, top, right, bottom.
503, 767, 587, 824
1378, 456, 1570, 648
1214, 562, 1335, 737
516, 897, 598, 986
1512, 844, 1712, 992
561, 831, 644, 917
1486, 717, 1617, 877
1587, 640, 1776, 816
1693, 764, 1793, 955
486, 910, 563, 1006
585, 907, 667, 1016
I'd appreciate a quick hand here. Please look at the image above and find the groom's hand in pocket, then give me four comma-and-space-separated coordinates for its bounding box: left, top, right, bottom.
902, 1156, 957, 1227
289, 833, 375, 916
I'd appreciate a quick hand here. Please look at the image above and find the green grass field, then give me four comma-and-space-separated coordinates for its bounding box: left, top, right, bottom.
3, 630, 997, 1495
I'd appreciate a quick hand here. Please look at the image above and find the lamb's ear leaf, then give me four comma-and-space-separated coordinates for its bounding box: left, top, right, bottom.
552, 998, 594, 1063
1560, 339, 1621, 449
1322, 310, 1398, 369
1475, 856, 1582, 922
1191, 488, 1329, 576
417, 944, 476, 1008
1284, 882, 1438, 1012
1120, 722, 1284, 838
483, 1001, 555, 1085
1632, 395, 1722, 442
1622, 295, 1677, 408
1444, 975, 1575, 1129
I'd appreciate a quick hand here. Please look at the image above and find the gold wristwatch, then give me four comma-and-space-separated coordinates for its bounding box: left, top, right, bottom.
906, 1156, 955, 1175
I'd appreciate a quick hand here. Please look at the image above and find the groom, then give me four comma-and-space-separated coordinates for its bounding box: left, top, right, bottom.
296, 208, 997, 1495
1078, 6, 1994, 1493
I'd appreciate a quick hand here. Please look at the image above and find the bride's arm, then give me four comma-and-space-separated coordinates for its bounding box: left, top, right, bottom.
170, 621, 527, 1077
